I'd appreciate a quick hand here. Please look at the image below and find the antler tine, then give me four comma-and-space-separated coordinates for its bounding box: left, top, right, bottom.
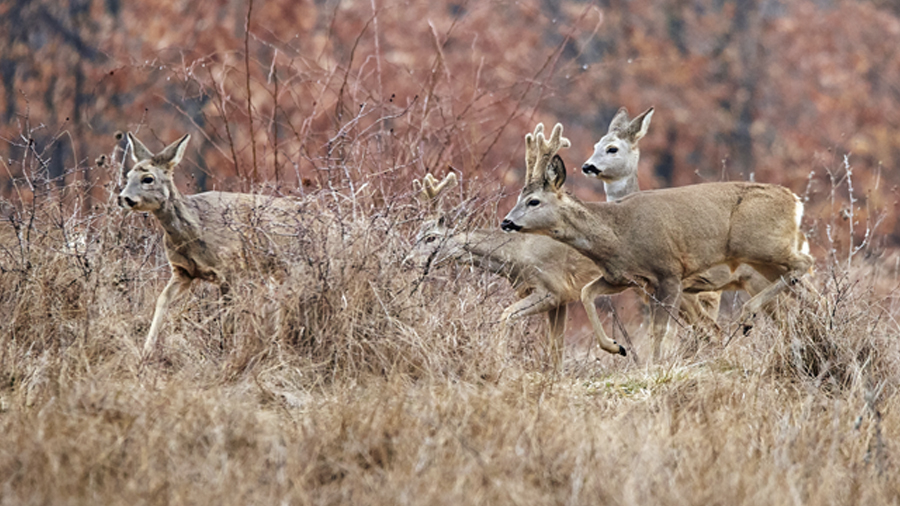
525, 122, 571, 183
415, 173, 437, 203
432, 172, 458, 196
415, 172, 458, 206
547, 123, 571, 153
524, 123, 545, 183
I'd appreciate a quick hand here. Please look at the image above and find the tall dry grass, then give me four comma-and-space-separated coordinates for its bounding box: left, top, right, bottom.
2, 102, 900, 506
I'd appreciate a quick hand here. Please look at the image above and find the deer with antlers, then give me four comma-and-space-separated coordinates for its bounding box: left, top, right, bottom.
409, 171, 602, 365
500, 122, 814, 360
582, 106, 772, 322
118, 132, 304, 358
410, 118, 720, 364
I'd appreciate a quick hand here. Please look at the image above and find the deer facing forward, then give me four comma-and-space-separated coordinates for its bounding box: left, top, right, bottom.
118, 132, 303, 358
500, 123, 814, 360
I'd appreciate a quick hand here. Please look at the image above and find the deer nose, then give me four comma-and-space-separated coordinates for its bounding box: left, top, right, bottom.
500, 219, 521, 232
118, 195, 137, 208
582, 163, 600, 176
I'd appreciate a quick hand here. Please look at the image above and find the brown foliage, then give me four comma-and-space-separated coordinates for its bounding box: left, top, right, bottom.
3, 0, 900, 503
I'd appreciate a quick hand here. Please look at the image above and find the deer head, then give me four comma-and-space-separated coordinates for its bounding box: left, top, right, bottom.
500, 123, 571, 235
408, 172, 459, 265
118, 132, 191, 213
582, 106, 653, 184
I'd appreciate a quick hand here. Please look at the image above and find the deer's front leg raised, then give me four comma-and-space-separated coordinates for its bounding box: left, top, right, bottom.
581, 277, 628, 356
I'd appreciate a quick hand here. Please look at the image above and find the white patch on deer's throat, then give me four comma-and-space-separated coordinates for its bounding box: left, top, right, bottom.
604, 178, 631, 196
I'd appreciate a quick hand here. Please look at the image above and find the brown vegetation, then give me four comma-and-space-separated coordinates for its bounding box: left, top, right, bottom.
2, 0, 900, 503
1, 167, 899, 503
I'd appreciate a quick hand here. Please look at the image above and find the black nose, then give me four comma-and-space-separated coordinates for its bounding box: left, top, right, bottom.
500, 219, 521, 232
118, 196, 136, 208
582, 163, 600, 176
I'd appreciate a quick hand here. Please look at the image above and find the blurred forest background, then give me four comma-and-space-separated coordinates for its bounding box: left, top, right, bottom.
2, 0, 899, 251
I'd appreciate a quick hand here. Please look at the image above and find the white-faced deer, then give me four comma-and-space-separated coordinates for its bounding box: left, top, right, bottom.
582, 106, 772, 321
409, 171, 602, 366
500, 123, 814, 360
118, 132, 302, 358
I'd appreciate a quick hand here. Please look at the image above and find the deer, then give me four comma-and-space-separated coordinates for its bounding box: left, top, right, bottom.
408, 121, 716, 365
582, 106, 772, 322
118, 132, 303, 359
500, 122, 815, 360
409, 171, 602, 366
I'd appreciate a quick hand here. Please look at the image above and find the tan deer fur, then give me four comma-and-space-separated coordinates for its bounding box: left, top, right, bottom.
409, 166, 602, 366
118, 132, 303, 358
582, 106, 772, 321
501, 122, 814, 359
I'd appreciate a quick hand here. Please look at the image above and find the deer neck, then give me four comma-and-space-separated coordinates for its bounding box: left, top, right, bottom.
452, 228, 522, 275
152, 188, 203, 248
603, 175, 640, 202
547, 195, 620, 263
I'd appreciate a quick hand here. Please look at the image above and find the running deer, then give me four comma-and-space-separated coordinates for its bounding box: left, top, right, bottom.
409, 171, 602, 365
409, 119, 722, 364
118, 132, 303, 358
500, 123, 814, 359
582, 106, 771, 321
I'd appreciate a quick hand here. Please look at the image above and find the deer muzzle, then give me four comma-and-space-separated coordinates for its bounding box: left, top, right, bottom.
118, 195, 137, 209
582, 163, 601, 177
500, 219, 522, 232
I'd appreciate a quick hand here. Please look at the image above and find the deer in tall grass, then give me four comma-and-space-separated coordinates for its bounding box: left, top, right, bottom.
118, 132, 302, 358
500, 123, 814, 360
582, 106, 772, 322
409, 171, 602, 365
409, 114, 723, 363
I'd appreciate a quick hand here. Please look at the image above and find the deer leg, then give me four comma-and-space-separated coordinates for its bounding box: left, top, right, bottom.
739, 253, 814, 330
649, 277, 682, 362
144, 275, 191, 357
581, 277, 628, 356
498, 291, 562, 360
679, 293, 723, 341
695, 292, 722, 323
547, 304, 567, 369
500, 290, 561, 323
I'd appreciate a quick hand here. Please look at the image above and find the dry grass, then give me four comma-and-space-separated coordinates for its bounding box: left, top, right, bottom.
1, 171, 899, 506
1, 99, 899, 504
3, 2, 899, 502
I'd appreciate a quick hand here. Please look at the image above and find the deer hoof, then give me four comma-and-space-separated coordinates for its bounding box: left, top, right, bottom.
741, 324, 753, 336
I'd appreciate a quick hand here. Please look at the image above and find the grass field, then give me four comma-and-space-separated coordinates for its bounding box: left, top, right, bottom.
1, 158, 898, 506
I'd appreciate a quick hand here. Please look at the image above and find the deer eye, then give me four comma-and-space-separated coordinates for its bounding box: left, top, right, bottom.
527, 199, 540, 207
141, 175, 154, 185
606, 146, 619, 154
424, 236, 437, 244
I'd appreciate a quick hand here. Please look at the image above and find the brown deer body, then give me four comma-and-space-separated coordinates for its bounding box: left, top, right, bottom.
582, 107, 772, 321
501, 123, 814, 359
118, 133, 302, 357
410, 173, 601, 365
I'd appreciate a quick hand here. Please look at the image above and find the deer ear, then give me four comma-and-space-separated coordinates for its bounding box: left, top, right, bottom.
126, 132, 154, 163
624, 107, 654, 143
156, 134, 191, 169
546, 154, 567, 189
608, 107, 630, 134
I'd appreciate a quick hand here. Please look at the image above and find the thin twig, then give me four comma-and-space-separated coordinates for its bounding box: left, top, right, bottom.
245, 0, 258, 185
